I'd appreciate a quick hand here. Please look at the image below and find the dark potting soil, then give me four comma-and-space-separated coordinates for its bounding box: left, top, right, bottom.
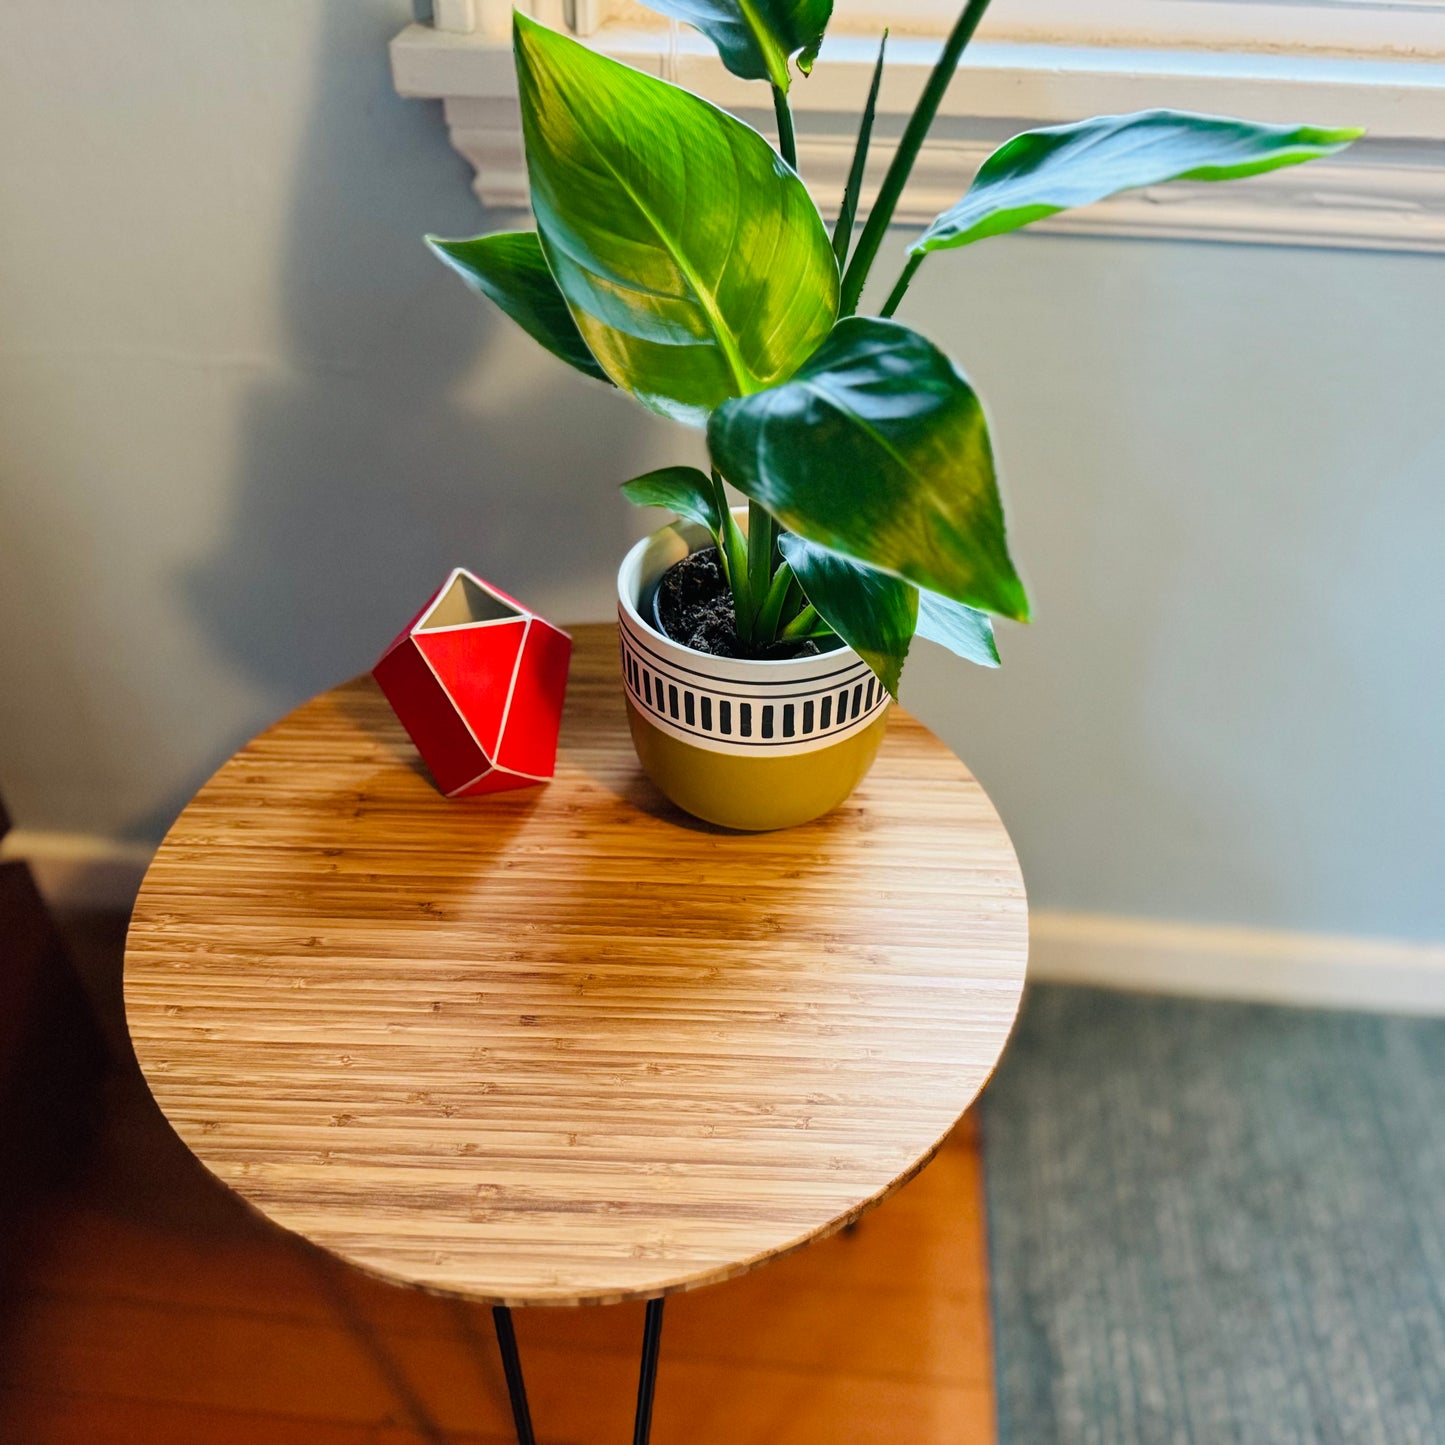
652, 547, 819, 660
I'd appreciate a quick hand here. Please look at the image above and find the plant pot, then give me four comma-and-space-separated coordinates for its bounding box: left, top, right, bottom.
617, 515, 890, 831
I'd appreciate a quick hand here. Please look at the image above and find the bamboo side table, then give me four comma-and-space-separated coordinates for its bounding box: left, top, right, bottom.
124, 623, 1028, 1443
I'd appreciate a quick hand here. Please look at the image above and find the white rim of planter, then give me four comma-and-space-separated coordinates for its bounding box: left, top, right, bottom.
616, 516, 890, 759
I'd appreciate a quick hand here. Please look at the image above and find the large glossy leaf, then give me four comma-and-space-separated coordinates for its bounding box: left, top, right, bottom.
425, 231, 611, 384
710, 316, 1029, 621
915, 590, 999, 667
620, 466, 722, 533
912, 110, 1363, 254
779, 535, 915, 698
514, 15, 838, 427
634, 1, 834, 90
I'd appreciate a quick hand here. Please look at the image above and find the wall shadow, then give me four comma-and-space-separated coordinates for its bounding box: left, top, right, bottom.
180, 0, 654, 740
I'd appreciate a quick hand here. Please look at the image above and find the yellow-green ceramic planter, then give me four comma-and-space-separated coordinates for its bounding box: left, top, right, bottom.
617, 516, 890, 831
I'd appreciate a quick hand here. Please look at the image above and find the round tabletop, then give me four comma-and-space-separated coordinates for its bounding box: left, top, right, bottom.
124, 624, 1028, 1307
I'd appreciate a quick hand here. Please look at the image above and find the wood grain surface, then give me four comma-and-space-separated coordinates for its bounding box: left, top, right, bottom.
4, 1046, 996, 1444
123, 624, 1027, 1307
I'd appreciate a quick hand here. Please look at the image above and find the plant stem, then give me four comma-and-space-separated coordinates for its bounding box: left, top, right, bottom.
753, 560, 795, 643
838, 0, 994, 317
779, 571, 806, 627
772, 83, 798, 169
780, 603, 821, 641
745, 500, 777, 642
880, 252, 924, 318
713, 470, 753, 635
832, 30, 888, 270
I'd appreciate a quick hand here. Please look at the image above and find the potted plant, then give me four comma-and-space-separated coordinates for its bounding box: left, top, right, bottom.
428, 0, 1357, 830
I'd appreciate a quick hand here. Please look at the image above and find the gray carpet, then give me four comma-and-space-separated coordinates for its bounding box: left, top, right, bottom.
982, 985, 1445, 1445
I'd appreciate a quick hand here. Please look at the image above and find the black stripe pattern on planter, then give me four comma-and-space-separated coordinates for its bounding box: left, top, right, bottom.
618, 627, 890, 753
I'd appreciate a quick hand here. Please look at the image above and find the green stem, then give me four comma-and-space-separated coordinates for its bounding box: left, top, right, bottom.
779, 572, 806, 628
772, 83, 798, 170
832, 30, 888, 270
838, 0, 994, 317
779, 603, 821, 641
713, 471, 753, 635
753, 560, 795, 643
880, 252, 925, 318
745, 500, 777, 642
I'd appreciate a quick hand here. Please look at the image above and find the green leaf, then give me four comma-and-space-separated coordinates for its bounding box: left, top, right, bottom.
779, 535, 915, 698
912, 110, 1364, 254
514, 14, 838, 427
425, 231, 612, 384
710, 316, 1030, 621
634, 0, 834, 91
620, 466, 722, 533
915, 591, 999, 668
832, 28, 887, 269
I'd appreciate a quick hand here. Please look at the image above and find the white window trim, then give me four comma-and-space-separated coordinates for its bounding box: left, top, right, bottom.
394, 2, 1445, 254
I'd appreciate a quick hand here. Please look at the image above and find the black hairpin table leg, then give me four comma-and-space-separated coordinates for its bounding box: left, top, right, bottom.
492, 1298, 666, 1445
632, 1297, 667, 1445
492, 1305, 536, 1445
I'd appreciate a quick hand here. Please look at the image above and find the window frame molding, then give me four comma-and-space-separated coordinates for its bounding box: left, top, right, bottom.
619, 0, 1445, 57
394, 2, 1445, 254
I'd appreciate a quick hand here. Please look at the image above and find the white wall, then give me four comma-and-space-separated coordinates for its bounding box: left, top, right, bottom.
892, 240, 1445, 942
1, 0, 1441, 945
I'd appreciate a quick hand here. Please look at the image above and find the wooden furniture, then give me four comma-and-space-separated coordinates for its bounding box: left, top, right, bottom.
124, 623, 1028, 1442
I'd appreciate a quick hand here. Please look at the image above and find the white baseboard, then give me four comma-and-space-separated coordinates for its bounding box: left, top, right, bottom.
1031, 911, 1445, 1016
6, 831, 1442, 1015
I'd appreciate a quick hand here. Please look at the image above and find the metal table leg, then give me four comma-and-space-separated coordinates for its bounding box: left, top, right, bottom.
492, 1305, 536, 1445
491, 1297, 667, 1445
632, 1298, 666, 1445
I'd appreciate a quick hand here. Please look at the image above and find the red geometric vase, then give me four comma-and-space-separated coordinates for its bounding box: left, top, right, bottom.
372, 569, 572, 797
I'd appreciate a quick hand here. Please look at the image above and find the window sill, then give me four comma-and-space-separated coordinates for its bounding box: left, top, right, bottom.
391, 20, 1445, 253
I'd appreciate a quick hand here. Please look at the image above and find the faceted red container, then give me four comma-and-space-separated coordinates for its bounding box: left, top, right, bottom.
373, 569, 571, 797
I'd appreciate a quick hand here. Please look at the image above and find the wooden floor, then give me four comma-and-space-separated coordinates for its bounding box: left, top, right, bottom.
0, 915, 996, 1444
